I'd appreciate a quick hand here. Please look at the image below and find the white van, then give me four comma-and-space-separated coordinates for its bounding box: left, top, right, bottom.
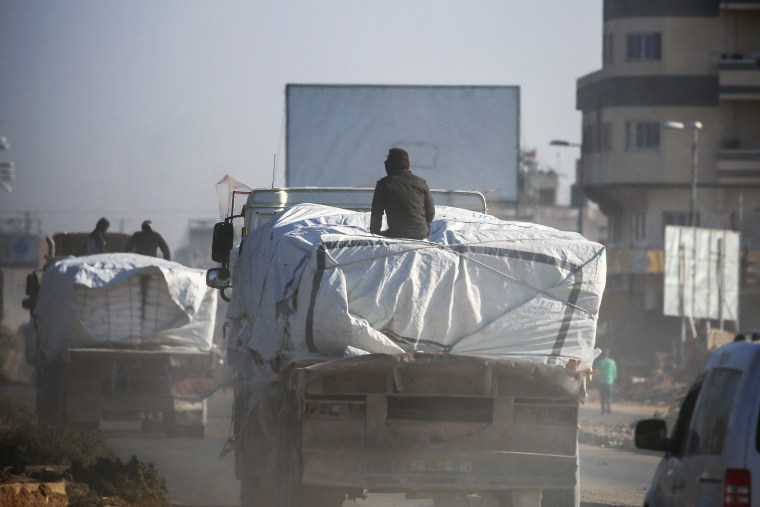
635, 329, 760, 507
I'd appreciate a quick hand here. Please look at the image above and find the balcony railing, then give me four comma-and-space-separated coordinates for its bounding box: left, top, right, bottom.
720, 1, 760, 9
718, 143, 760, 181
719, 53, 760, 100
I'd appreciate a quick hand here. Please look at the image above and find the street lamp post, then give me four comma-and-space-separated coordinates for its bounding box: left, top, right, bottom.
663, 121, 704, 363
550, 139, 583, 234
663, 121, 703, 227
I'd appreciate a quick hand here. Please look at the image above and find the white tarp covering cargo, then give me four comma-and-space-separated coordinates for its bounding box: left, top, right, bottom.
228, 204, 606, 375
36, 253, 217, 361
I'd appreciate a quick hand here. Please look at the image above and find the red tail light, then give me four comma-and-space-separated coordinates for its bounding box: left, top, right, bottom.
724, 468, 750, 507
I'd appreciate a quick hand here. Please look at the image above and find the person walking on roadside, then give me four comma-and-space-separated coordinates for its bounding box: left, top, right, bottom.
370, 148, 435, 240
125, 220, 171, 260
595, 349, 618, 415
86, 217, 110, 254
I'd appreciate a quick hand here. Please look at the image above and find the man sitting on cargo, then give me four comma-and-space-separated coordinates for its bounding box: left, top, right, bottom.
370, 148, 435, 240
86, 217, 110, 254
125, 220, 171, 260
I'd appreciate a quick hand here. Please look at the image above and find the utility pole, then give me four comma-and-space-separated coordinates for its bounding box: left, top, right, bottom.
549, 140, 583, 234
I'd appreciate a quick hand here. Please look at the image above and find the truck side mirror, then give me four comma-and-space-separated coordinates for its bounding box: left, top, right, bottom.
211, 222, 234, 263
25, 272, 40, 296
206, 267, 231, 289
635, 419, 669, 452
22, 272, 40, 311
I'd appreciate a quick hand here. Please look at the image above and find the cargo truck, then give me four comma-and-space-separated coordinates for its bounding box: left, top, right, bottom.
207, 185, 606, 507
24, 233, 217, 436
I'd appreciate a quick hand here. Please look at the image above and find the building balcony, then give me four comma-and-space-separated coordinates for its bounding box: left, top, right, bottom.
719, 0, 760, 9
719, 54, 760, 100
718, 140, 760, 182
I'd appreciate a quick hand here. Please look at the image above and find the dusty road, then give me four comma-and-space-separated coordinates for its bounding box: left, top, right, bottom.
103, 387, 239, 507
104, 390, 660, 507
3, 383, 659, 506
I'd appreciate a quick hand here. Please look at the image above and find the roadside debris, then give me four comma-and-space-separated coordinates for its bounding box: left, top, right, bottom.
0, 394, 169, 507
580, 375, 689, 450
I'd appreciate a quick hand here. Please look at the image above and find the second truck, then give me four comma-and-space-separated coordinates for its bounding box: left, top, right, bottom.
25, 233, 218, 436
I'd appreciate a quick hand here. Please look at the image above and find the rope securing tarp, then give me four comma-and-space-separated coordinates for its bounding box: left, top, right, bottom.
226, 203, 607, 376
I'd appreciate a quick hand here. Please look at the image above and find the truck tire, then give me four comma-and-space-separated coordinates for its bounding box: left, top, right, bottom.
540, 489, 575, 507
299, 486, 345, 507
280, 411, 344, 507
435, 494, 501, 507
182, 424, 206, 438
163, 410, 178, 437
494, 490, 544, 507
240, 477, 277, 507
163, 410, 205, 438
36, 362, 66, 424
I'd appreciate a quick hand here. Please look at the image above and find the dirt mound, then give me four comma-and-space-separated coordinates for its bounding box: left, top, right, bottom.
0, 394, 169, 507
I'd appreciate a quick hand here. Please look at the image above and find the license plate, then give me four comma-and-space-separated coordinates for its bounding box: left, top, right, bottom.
407, 459, 474, 473
173, 378, 213, 396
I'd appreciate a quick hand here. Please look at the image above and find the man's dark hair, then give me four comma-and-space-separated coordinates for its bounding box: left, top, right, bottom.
385, 148, 410, 171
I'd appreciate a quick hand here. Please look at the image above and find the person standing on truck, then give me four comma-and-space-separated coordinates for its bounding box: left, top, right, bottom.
125, 220, 171, 260
86, 217, 110, 254
370, 148, 435, 240
595, 349, 618, 415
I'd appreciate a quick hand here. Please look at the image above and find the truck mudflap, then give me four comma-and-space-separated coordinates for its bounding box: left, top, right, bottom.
300, 448, 577, 490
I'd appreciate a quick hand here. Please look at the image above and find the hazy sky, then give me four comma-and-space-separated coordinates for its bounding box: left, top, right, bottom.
0, 1, 601, 250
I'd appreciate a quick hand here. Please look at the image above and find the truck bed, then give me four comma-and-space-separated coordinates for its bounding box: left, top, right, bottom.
291, 353, 584, 494
38, 347, 213, 435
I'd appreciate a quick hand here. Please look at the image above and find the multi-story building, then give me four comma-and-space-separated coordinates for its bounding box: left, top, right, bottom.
510, 149, 607, 243
576, 0, 760, 366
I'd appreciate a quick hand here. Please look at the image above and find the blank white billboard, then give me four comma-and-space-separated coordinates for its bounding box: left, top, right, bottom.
663, 226, 740, 322
286, 85, 520, 203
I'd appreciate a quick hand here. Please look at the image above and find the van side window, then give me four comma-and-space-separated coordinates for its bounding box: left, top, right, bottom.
686, 368, 742, 456
669, 378, 702, 457
756, 401, 760, 454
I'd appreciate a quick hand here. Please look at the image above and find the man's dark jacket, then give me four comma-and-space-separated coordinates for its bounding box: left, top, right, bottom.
125, 231, 171, 260
370, 169, 435, 240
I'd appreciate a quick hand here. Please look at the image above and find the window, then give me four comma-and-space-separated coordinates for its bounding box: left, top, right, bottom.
603, 33, 614, 65
664, 212, 689, 227
583, 118, 611, 154
627, 32, 661, 61
626, 121, 660, 151
609, 212, 623, 244
756, 402, 760, 453
582, 124, 593, 155
602, 122, 612, 152
670, 379, 702, 457
630, 212, 646, 241
687, 368, 742, 456
664, 211, 700, 229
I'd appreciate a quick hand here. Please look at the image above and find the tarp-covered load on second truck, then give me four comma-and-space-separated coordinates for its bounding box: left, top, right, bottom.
26, 252, 217, 437
34, 254, 216, 359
